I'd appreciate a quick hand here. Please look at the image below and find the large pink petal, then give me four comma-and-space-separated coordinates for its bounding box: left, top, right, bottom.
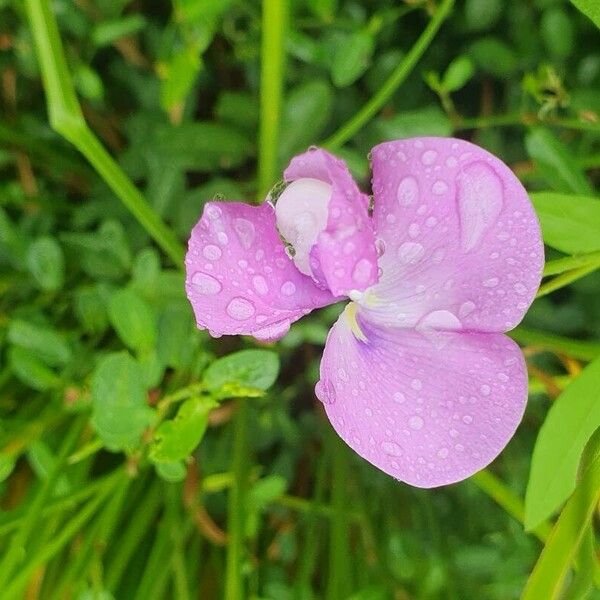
316, 309, 527, 487
283, 148, 378, 296
185, 201, 336, 340
362, 138, 543, 332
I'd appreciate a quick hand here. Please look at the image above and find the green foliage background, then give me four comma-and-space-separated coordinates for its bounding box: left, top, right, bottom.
1, 0, 600, 598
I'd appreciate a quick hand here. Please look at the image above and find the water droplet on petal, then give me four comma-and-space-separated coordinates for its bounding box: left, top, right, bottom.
432, 180, 448, 195
458, 301, 476, 318
252, 275, 269, 295
233, 218, 256, 249
437, 447, 449, 459
421, 150, 438, 165
457, 162, 504, 251
462, 414, 473, 424
397, 176, 419, 206
253, 320, 289, 341
408, 223, 420, 238
206, 205, 222, 220
281, 281, 296, 296
418, 310, 461, 330
382, 441, 402, 457
513, 282, 527, 295
217, 231, 229, 245
393, 392, 406, 404
203, 244, 222, 260
316, 379, 336, 404
352, 259, 373, 285
398, 242, 424, 265
409, 415, 424, 430
192, 272, 222, 295
480, 384, 491, 396
483, 277, 499, 288
226, 297, 255, 320
411, 379, 423, 391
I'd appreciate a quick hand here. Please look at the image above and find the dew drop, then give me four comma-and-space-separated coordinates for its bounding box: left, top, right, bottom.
203, 244, 222, 260
432, 180, 448, 195
281, 281, 296, 296
233, 218, 256, 249
382, 441, 402, 457
513, 282, 527, 295
191, 272, 222, 295
252, 275, 269, 295
375, 238, 386, 257
462, 414, 473, 424
480, 384, 491, 396
206, 205, 222, 220
458, 301, 476, 318
365, 407, 373, 417
393, 392, 406, 404
437, 447, 449, 459
483, 277, 499, 288
397, 176, 419, 206
398, 242, 424, 265
425, 216, 438, 227
253, 320, 290, 341
411, 379, 423, 391
316, 379, 336, 405
421, 150, 438, 165
409, 415, 424, 430
408, 223, 420, 238
352, 259, 373, 285
217, 231, 229, 245
457, 162, 504, 251
226, 297, 255, 320
418, 310, 461, 331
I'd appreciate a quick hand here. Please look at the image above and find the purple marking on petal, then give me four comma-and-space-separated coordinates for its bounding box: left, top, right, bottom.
316, 311, 527, 488
185, 201, 336, 340
365, 137, 543, 332
283, 148, 378, 296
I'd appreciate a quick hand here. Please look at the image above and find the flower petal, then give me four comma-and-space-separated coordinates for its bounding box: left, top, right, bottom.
282, 148, 378, 296
316, 309, 527, 488
362, 138, 543, 332
185, 201, 336, 340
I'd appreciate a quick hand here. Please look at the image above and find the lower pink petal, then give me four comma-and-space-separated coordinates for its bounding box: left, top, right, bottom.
185, 201, 336, 340
316, 309, 527, 488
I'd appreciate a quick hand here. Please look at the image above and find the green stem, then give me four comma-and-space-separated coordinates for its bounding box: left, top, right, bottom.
225, 401, 249, 600
456, 113, 600, 134
0, 417, 85, 588
509, 326, 600, 362
258, 0, 288, 197
536, 263, 600, 298
326, 433, 351, 600
322, 0, 454, 149
543, 250, 600, 277
24, 0, 184, 266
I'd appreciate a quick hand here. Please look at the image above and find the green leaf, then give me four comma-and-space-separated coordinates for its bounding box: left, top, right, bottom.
541, 8, 575, 59
525, 354, 600, 529
248, 475, 288, 510
464, 0, 503, 31
468, 37, 518, 77
330, 31, 374, 88
530, 192, 600, 254
155, 461, 187, 483
159, 49, 201, 111
91, 15, 147, 47
26, 236, 65, 291
7, 319, 72, 367
442, 56, 475, 92
374, 107, 452, 140
91, 352, 155, 452
526, 128, 593, 195
523, 441, 600, 600
149, 396, 216, 463
280, 80, 333, 159
156, 303, 195, 369
203, 349, 280, 393
108, 288, 157, 353
570, 0, 600, 30
74, 284, 110, 335
8, 346, 61, 391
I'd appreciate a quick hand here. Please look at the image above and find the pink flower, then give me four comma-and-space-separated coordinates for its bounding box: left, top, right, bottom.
185, 138, 544, 487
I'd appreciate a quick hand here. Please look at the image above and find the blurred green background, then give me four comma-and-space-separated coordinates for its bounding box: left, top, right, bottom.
1, 0, 600, 598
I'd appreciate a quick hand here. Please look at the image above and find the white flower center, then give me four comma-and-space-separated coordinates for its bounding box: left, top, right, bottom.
275, 178, 332, 276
